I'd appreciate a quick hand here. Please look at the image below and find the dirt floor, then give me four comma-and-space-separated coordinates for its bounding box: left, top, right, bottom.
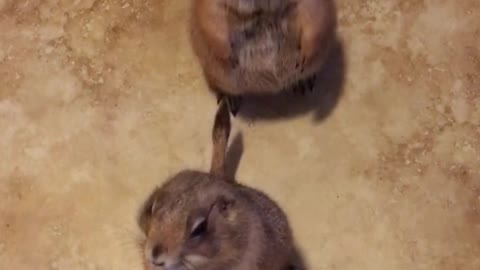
0, 0, 479, 269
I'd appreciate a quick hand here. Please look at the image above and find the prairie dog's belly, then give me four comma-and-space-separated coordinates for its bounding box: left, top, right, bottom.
191, 0, 335, 96
226, 20, 305, 94
238, 32, 279, 70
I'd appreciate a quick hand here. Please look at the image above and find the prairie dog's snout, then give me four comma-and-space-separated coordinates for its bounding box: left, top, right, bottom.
144, 243, 181, 270
145, 242, 206, 270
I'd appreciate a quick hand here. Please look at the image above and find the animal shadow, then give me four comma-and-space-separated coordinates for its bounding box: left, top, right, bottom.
237, 38, 346, 123
289, 246, 308, 270
225, 133, 244, 180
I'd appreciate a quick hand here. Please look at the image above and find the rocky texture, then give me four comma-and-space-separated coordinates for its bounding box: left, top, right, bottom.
0, 0, 479, 269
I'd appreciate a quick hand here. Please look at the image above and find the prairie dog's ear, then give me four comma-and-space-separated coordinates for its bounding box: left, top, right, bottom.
137, 189, 160, 234
208, 195, 236, 221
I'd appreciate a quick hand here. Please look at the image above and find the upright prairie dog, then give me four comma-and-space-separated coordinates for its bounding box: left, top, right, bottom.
190, 0, 336, 114
138, 100, 297, 270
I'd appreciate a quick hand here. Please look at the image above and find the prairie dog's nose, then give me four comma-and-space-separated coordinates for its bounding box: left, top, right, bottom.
151, 245, 161, 259
145, 245, 181, 269
163, 264, 182, 270
158, 258, 182, 270
145, 244, 163, 265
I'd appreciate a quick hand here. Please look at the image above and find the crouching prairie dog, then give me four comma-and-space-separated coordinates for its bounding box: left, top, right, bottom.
190, 0, 337, 115
138, 100, 298, 270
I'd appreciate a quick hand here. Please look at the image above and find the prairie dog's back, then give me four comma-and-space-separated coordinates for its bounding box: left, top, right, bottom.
238, 185, 294, 255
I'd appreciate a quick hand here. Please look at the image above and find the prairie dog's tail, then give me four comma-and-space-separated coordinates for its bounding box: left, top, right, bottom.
210, 99, 231, 179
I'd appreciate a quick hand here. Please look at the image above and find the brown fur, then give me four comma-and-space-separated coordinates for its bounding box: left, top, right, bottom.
210, 99, 231, 179
190, 0, 336, 96
138, 101, 296, 270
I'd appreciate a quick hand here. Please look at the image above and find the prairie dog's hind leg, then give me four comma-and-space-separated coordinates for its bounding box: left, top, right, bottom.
227, 95, 243, 116
291, 74, 317, 96
290, 37, 316, 96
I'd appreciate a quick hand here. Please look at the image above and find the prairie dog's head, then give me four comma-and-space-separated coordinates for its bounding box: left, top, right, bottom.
138, 171, 249, 270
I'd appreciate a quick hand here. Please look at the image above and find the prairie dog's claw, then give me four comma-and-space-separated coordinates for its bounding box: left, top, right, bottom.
226, 96, 242, 116
291, 74, 317, 95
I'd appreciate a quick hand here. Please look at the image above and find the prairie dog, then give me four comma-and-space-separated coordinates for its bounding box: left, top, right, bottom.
190, 0, 336, 114
138, 100, 297, 270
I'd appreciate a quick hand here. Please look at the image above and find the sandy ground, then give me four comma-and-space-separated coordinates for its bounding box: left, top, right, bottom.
0, 0, 479, 269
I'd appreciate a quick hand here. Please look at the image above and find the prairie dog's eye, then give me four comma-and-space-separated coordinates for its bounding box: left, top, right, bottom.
190, 217, 207, 239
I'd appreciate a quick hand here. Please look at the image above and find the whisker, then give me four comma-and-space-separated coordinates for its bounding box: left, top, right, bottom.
108, 225, 146, 263
181, 260, 190, 270
182, 259, 192, 270
183, 258, 199, 270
